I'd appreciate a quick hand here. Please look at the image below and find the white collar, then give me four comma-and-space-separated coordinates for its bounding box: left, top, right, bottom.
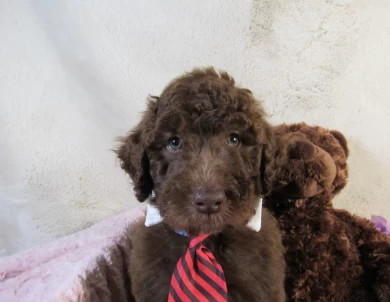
145, 197, 263, 232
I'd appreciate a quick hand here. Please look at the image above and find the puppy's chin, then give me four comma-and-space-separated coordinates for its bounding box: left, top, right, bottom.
164, 211, 252, 235
164, 212, 227, 235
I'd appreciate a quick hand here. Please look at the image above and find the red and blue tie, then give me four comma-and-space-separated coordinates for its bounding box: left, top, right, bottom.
168, 233, 228, 302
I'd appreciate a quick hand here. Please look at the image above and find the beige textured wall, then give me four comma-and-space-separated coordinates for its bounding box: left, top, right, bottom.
1, 0, 389, 256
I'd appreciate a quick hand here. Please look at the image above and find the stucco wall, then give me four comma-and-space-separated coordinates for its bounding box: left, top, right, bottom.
1, 0, 389, 256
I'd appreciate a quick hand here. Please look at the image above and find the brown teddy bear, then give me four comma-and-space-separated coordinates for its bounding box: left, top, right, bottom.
264, 123, 390, 302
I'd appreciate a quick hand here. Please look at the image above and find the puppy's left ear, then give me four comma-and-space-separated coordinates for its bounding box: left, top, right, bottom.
115, 97, 158, 202
258, 125, 288, 196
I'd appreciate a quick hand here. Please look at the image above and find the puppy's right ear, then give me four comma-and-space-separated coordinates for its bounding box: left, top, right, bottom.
115, 97, 158, 202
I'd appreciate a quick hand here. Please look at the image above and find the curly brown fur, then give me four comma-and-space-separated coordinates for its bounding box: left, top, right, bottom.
265, 123, 390, 302
116, 67, 286, 301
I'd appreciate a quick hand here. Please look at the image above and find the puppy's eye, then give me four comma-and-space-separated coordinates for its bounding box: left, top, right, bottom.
227, 133, 240, 146
167, 136, 183, 151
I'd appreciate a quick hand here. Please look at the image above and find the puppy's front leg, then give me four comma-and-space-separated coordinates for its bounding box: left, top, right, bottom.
130, 257, 173, 302
129, 224, 185, 302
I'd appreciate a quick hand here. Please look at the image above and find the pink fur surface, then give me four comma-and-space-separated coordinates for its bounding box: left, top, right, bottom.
0, 206, 146, 302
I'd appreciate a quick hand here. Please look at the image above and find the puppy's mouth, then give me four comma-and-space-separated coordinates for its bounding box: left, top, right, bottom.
178, 210, 228, 235
197, 218, 224, 233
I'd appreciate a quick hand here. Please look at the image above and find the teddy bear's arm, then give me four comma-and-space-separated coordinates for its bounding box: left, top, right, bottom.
334, 209, 390, 302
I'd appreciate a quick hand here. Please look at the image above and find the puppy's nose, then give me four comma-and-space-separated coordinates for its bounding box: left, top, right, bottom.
193, 188, 225, 214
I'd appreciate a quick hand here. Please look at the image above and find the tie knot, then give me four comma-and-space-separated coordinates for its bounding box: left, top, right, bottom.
189, 233, 210, 249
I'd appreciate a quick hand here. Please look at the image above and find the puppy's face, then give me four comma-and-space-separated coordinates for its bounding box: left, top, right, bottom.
117, 68, 275, 235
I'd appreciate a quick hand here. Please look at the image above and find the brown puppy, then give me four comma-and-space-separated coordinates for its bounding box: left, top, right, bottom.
116, 67, 286, 301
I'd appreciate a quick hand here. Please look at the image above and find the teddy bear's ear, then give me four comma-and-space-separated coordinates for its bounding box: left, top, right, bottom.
330, 130, 349, 158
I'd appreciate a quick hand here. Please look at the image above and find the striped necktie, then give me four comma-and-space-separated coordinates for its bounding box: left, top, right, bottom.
168, 233, 228, 302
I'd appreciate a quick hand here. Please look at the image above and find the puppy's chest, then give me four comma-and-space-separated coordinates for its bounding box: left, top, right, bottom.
211, 234, 265, 283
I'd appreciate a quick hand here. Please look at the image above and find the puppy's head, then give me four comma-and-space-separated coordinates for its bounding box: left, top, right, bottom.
116, 68, 277, 234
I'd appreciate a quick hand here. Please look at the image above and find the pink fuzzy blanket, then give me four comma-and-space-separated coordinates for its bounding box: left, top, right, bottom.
1, 205, 387, 302
0, 207, 146, 302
